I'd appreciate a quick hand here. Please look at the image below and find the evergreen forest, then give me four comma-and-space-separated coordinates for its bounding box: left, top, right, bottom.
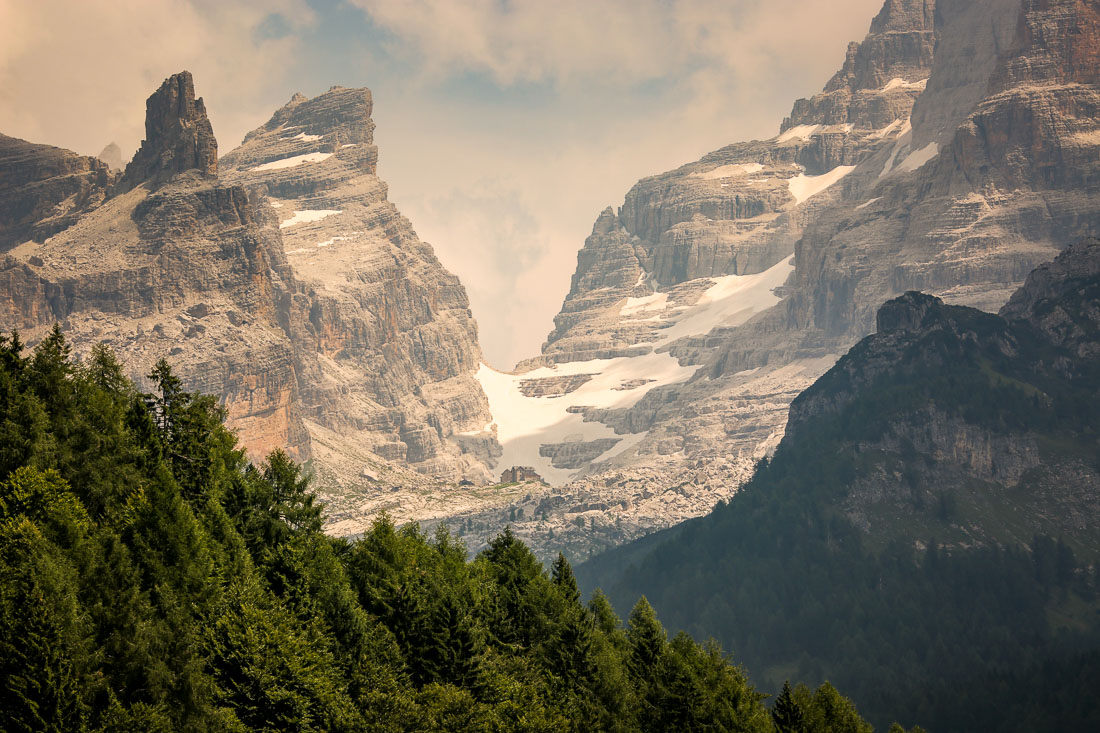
0, 327, 916, 731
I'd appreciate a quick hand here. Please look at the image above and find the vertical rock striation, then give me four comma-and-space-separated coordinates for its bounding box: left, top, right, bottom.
221, 85, 497, 485
117, 71, 217, 193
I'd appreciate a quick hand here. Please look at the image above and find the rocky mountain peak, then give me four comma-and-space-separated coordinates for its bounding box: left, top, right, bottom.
238, 86, 374, 149
875, 290, 945, 333
1000, 237, 1100, 357
118, 71, 217, 192
785, 0, 936, 129
96, 142, 124, 171
592, 206, 619, 235
868, 0, 937, 35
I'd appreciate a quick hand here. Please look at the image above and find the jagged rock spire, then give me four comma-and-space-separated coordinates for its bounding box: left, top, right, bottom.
118, 71, 217, 192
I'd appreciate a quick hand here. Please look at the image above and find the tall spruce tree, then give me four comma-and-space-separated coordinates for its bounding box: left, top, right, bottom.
773, 680, 805, 733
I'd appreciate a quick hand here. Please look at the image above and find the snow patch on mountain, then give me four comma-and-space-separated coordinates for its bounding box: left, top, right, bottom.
279, 209, 342, 228
251, 151, 333, 171
478, 256, 795, 484
788, 166, 856, 204
696, 163, 765, 180
897, 142, 939, 173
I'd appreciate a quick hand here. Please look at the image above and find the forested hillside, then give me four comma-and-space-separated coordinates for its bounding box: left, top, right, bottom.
580, 241, 1100, 732
0, 326, 911, 731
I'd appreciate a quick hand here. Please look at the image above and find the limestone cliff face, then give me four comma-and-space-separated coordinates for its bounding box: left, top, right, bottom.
221, 85, 496, 483
0, 72, 496, 486
0, 73, 311, 462
774, 0, 1100, 350
540, 0, 938, 367
0, 134, 116, 248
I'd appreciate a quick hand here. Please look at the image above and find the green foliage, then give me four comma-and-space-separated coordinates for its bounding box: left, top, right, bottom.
0, 329, 796, 732
773, 681, 805, 733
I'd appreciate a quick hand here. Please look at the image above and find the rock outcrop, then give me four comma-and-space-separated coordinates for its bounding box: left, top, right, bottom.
117, 71, 217, 193
1000, 237, 1100, 358
0, 72, 498, 492
781, 239, 1100, 552
0, 134, 115, 248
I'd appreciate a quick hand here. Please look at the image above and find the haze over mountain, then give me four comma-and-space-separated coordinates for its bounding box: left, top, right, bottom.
2, 1, 1099, 730
430, 0, 1100, 560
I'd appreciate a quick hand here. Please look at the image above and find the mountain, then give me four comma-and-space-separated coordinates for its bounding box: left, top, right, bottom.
96, 142, 124, 172
447, 0, 1100, 561
0, 134, 115, 249
578, 238, 1100, 731
0, 72, 500, 504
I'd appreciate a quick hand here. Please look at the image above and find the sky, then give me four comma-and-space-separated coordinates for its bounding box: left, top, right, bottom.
0, 0, 884, 369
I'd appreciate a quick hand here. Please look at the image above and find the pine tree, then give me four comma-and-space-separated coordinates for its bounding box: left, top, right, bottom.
772, 680, 805, 733
262, 449, 322, 536
551, 552, 580, 605
626, 597, 667, 680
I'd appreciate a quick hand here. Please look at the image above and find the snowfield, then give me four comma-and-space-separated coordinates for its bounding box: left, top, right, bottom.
897, 142, 939, 173
279, 209, 342, 228
788, 166, 856, 204
696, 163, 765, 180
477, 255, 795, 485
251, 151, 333, 171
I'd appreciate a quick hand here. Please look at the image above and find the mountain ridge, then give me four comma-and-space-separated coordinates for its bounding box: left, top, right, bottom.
578, 237, 1100, 731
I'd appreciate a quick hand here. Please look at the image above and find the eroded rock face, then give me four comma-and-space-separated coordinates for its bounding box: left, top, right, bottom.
0, 134, 115, 248
776, 0, 1100, 350
220, 85, 496, 485
0, 72, 497, 487
118, 71, 217, 192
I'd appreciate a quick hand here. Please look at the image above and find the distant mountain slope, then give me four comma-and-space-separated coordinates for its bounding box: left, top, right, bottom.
578, 239, 1100, 732
464, 0, 1100, 562
0, 134, 115, 248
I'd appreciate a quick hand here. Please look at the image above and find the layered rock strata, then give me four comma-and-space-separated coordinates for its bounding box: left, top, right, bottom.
0, 134, 115, 248
221, 85, 496, 483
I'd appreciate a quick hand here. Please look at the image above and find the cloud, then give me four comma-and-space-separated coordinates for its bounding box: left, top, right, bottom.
0, 0, 316, 157
364, 0, 884, 366
395, 179, 559, 368
349, 0, 882, 93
